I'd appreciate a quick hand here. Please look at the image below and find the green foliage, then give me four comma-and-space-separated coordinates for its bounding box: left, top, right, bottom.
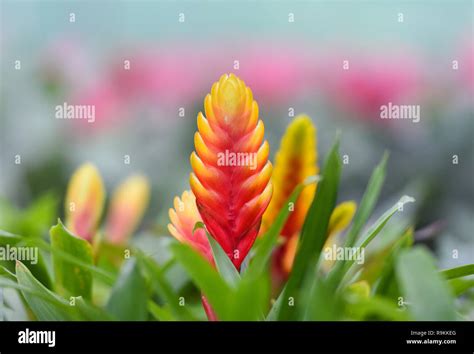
396, 247, 457, 321
106, 259, 148, 320
15, 261, 75, 321
277, 138, 341, 320
0, 138, 472, 321
50, 221, 93, 300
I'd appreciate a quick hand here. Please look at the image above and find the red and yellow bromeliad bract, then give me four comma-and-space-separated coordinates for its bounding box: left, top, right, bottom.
172, 73, 272, 270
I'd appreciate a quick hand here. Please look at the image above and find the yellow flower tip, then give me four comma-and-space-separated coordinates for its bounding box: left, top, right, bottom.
347, 280, 371, 299
168, 189, 212, 263
210, 73, 255, 132
328, 201, 357, 236
105, 174, 151, 245
65, 162, 105, 242
318, 201, 357, 273
262, 114, 318, 238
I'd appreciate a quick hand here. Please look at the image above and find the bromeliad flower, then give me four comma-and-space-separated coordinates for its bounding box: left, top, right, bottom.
105, 175, 150, 245
168, 190, 212, 264
189, 73, 273, 270
261, 115, 318, 238
261, 115, 356, 277
65, 163, 105, 242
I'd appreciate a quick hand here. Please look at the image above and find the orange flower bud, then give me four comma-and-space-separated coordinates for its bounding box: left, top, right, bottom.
65, 163, 105, 242
105, 175, 150, 245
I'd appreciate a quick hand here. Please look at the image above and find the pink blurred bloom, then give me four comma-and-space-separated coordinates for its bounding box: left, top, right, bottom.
322, 51, 422, 122
231, 45, 316, 102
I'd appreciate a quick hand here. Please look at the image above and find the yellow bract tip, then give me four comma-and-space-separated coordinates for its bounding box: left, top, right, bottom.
328, 201, 357, 236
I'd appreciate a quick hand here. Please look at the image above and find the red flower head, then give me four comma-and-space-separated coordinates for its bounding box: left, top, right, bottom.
189, 73, 273, 270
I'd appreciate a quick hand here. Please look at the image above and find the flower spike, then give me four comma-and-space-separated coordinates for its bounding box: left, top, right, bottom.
190, 73, 273, 270
65, 163, 105, 242
168, 190, 213, 263
105, 175, 150, 245
261, 115, 318, 239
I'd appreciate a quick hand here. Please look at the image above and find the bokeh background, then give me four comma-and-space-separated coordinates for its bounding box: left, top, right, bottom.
1, 0, 473, 271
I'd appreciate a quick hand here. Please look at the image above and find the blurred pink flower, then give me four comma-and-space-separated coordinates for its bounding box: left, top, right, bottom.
321, 51, 422, 122
461, 40, 474, 92
71, 81, 125, 131
232, 45, 316, 103
110, 47, 208, 105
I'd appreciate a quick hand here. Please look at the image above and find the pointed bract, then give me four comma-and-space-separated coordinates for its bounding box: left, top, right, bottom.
65, 163, 105, 242
168, 190, 212, 263
261, 115, 318, 239
105, 175, 150, 245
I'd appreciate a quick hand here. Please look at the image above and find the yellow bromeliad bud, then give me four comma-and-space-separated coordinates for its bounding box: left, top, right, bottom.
282, 201, 357, 274
65, 163, 105, 242
327, 200, 357, 240
261, 115, 318, 238
168, 190, 212, 263
105, 175, 150, 245
189, 73, 273, 270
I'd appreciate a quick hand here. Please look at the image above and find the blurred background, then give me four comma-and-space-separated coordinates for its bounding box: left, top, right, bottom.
0, 0, 473, 269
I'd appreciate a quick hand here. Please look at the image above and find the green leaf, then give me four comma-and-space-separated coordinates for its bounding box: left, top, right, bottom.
3, 262, 109, 321
0, 230, 22, 244
194, 222, 241, 287
374, 228, 413, 297
345, 295, 411, 321
245, 176, 319, 280
396, 247, 457, 320
228, 274, 269, 320
358, 195, 415, 250
327, 152, 389, 291
138, 252, 194, 320
277, 139, 342, 320
339, 195, 415, 287
0, 230, 52, 289
106, 258, 148, 321
170, 242, 233, 320
74, 296, 114, 321
440, 264, 474, 280
50, 220, 93, 300
25, 237, 115, 285
14, 261, 74, 321
266, 287, 285, 321
305, 277, 343, 320
207, 233, 240, 287
148, 300, 174, 321
448, 278, 474, 297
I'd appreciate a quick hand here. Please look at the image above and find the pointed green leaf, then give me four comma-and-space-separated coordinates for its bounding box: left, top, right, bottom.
245, 175, 319, 280
15, 261, 74, 321
440, 264, 474, 280
205, 228, 241, 287
396, 247, 456, 320
277, 139, 341, 320
170, 242, 232, 320
106, 259, 148, 320
50, 220, 93, 300
138, 252, 194, 320
327, 152, 388, 291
